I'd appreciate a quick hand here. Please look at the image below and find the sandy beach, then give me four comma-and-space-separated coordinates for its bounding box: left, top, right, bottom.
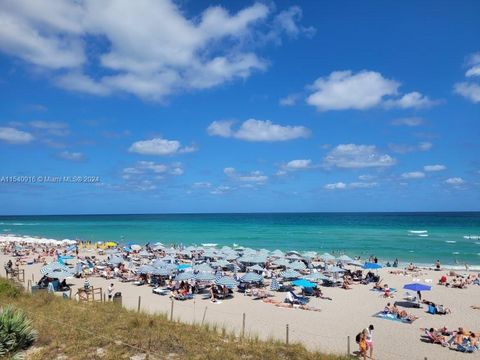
1, 244, 480, 360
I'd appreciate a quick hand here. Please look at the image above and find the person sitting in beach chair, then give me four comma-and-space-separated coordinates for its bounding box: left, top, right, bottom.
285, 290, 308, 305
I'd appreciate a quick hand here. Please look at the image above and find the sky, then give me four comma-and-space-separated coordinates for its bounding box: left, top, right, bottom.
0, 0, 479, 215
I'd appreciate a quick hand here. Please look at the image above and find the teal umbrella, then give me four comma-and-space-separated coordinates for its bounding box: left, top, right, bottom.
239, 272, 263, 283
292, 279, 316, 288
174, 272, 194, 281
195, 272, 216, 281
279, 269, 301, 279
215, 276, 238, 288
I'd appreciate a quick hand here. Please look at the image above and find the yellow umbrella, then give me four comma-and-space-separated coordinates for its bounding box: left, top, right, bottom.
105, 241, 117, 247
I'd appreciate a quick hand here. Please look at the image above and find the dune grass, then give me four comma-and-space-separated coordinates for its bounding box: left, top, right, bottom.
0, 278, 351, 360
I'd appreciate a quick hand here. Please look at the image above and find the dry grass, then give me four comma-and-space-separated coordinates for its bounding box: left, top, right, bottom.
0, 279, 350, 360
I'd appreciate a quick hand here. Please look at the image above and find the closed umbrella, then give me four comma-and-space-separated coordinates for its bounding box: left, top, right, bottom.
270, 277, 280, 291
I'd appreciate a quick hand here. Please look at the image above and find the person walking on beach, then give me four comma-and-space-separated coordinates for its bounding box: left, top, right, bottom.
107, 283, 114, 301
366, 324, 374, 359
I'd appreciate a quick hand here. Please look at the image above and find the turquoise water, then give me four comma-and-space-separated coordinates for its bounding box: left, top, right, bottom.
1, 213, 480, 265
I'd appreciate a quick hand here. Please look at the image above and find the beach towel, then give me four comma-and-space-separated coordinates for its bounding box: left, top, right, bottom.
373, 312, 412, 324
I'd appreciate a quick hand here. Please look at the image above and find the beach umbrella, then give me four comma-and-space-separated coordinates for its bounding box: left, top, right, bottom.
403, 283, 432, 292
349, 260, 364, 267
302, 251, 317, 259
337, 255, 353, 263
319, 253, 335, 262
195, 272, 216, 281
108, 255, 123, 265
287, 260, 306, 270
151, 267, 171, 276
105, 241, 117, 247
174, 272, 194, 281
40, 262, 72, 275
303, 273, 329, 282
248, 264, 265, 272
271, 249, 284, 258
292, 279, 316, 288
325, 266, 345, 273
43, 268, 73, 279
273, 258, 290, 267
286, 253, 304, 260
270, 277, 281, 291
279, 269, 301, 279
177, 264, 192, 270
138, 250, 151, 257
194, 263, 214, 272
130, 244, 142, 251
211, 259, 230, 268
363, 262, 382, 270
137, 265, 156, 274
215, 276, 237, 289
239, 272, 263, 283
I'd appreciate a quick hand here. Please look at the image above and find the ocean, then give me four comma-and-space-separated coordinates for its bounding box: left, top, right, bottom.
1, 212, 479, 266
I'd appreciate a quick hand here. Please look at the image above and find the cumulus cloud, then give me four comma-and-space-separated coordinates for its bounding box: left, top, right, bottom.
57, 150, 84, 161
128, 137, 196, 156
445, 177, 465, 185
324, 181, 378, 190
279, 94, 299, 106
305, 70, 436, 111
424, 164, 446, 172
391, 117, 424, 127
0, 1, 312, 101
207, 119, 310, 142
224, 167, 268, 183
401, 171, 425, 179
0, 127, 33, 144
454, 52, 480, 103
276, 159, 312, 176
324, 144, 396, 169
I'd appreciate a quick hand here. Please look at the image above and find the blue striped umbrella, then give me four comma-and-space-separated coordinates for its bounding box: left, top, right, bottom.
40, 262, 72, 275
279, 269, 301, 279
303, 273, 329, 282
215, 276, 238, 289
174, 272, 194, 281
270, 277, 280, 291
152, 267, 171, 276
194, 263, 214, 272
43, 268, 73, 279
239, 272, 263, 283
195, 272, 216, 281
287, 261, 306, 270
273, 258, 290, 267
137, 265, 156, 274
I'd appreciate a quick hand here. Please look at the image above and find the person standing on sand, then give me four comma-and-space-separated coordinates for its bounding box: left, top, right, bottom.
108, 283, 114, 301
366, 324, 374, 359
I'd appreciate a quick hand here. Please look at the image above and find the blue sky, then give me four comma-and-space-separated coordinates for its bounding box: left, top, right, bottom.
0, 0, 479, 215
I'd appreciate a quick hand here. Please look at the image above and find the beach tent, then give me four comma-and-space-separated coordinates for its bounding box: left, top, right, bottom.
239, 272, 263, 283
292, 279, 316, 288
215, 276, 238, 289
363, 262, 382, 270
403, 283, 432, 292
279, 269, 301, 279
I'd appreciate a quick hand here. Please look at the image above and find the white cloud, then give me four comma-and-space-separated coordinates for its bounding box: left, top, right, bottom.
0, 1, 312, 101
192, 182, 212, 189
324, 144, 395, 169
384, 92, 437, 109
122, 161, 183, 181
306, 70, 437, 111
454, 82, 480, 103
445, 177, 465, 185
0, 127, 33, 144
454, 52, 480, 103
224, 167, 268, 183
424, 164, 446, 172
279, 94, 298, 106
29, 120, 69, 136
324, 181, 377, 190
57, 150, 84, 161
207, 119, 310, 142
210, 185, 232, 195
401, 171, 425, 179
388, 142, 432, 154
306, 70, 399, 111
128, 137, 196, 156
284, 159, 311, 170
391, 117, 424, 127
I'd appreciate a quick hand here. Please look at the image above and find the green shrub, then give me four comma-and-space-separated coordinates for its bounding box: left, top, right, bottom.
0, 306, 37, 357
0, 280, 21, 298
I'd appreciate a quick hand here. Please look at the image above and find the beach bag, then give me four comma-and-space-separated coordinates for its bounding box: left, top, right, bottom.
355, 332, 361, 344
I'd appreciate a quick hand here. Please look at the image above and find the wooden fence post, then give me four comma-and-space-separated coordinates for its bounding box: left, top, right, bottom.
242, 313, 246, 338
170, 298, 174, 321
347, 336, 350, 355
286, 324, 289, 345
137, 296, 141, 312
201, 306, 207, 325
